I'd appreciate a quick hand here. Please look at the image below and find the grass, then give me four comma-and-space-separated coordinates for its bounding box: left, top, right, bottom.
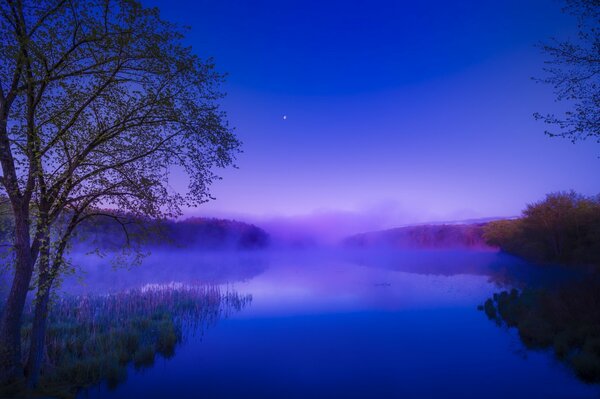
1, 283, 251, 398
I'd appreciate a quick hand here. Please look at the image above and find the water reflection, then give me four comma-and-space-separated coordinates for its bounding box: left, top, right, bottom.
481, 275, 600, 383
62, 251, 269, 294
53, 249, 600, 398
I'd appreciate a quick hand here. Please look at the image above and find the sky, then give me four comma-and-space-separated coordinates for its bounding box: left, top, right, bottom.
145, 0, 599, 234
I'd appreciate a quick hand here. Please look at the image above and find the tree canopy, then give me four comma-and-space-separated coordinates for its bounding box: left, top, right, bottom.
1, 0, 240, 221
0, 0, 240, 387
484, 192, 600, 266
534, 0, 600, 143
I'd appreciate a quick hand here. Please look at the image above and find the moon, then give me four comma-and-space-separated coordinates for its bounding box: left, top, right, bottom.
283, 115, 287, 120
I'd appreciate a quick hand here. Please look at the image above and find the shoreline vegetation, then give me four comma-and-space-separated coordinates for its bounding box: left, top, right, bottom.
343, 192, 600, 270
483, 192, 600, 269
0, 284, 251, 399
5, 191, 599, 269
0, 199, 269, 253
479, 192, 600, 384
2, 191, 599, 395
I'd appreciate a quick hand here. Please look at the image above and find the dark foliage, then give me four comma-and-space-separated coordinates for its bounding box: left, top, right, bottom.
73, 213, 270, 251
0, 285, 251, 398
534, 0, 600, 144
480, 277, 600, 383
343, 223, 491, 250
484, 192, 600, 267
0, 0, 240, 384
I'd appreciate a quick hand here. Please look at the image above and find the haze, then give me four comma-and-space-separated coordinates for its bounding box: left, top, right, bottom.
145, 0, 599, 228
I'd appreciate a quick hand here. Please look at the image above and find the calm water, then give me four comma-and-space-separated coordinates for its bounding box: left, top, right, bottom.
67, 250, 600, 399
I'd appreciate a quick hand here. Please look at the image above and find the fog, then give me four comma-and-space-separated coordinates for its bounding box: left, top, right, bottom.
226, 210, 507, 248
20, 245, 577, 325
1, 212, 572, 315
200, 200, 497, 246
50, 245, 571, 295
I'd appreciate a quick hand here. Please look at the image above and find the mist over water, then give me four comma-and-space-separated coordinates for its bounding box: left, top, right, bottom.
40, 245, 598, 399
60, 247, 581, 316
60, 248, 503, 293
0, 0, 597, 395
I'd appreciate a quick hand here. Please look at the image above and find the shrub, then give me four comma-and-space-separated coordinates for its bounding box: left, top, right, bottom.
483, 192, 600, 267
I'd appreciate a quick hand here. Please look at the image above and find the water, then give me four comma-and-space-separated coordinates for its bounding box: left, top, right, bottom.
68, 249, 600, 398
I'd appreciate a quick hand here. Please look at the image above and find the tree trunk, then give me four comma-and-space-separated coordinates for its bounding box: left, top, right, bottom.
25, 212, 77, 388
25, 271, 51, 389
0, 207, 33, 385
24, 229, 52, 389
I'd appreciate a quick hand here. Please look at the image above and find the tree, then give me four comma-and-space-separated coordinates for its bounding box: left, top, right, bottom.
0, 0, 240, 387
483, 192, 600, 265
522, 191, 583, 260
534, 0, 600, 143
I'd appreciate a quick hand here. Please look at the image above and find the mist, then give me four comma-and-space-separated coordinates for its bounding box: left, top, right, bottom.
207, 204, 504, 247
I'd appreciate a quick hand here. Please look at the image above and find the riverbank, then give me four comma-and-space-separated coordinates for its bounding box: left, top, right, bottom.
0, 285, 251, 399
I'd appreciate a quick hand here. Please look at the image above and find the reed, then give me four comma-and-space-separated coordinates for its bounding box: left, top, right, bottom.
3, 284, 251, 398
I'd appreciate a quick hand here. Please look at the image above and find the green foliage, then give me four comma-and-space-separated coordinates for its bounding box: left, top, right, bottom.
0, 0, 241, 383
483, 192, 600, 266
1, 285, 251, 399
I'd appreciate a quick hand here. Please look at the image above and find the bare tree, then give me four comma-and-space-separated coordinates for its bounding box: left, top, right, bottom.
534, 0, 600, 143
0, 0, 240, 386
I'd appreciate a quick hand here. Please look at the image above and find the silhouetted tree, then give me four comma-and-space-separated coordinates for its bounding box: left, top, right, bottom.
0, 0, 239, 387
534, 0, 600, 143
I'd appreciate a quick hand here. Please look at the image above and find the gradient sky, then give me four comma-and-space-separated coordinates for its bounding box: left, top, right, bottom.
146, 0, 598, 228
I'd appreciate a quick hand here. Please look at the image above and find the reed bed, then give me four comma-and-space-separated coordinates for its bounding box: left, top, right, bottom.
6, 284, 251, 399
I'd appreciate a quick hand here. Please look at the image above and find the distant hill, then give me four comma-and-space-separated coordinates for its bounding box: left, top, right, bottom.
72, 216, 270, 251
162, 217, 270, 250
342, 223, 494, 250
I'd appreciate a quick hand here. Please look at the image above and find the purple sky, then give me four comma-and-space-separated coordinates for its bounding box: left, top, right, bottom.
148, 0, 599, 233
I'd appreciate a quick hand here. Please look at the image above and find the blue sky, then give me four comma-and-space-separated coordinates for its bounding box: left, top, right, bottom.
146, 0, 599, 227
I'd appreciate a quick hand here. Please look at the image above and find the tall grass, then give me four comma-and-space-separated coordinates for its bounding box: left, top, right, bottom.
3, 284, 251, 399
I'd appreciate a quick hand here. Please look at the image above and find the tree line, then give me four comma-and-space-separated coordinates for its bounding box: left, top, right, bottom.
484, 192, 600, 267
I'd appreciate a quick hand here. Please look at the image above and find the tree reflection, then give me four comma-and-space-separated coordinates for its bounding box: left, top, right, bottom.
481, 276, 600, 383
